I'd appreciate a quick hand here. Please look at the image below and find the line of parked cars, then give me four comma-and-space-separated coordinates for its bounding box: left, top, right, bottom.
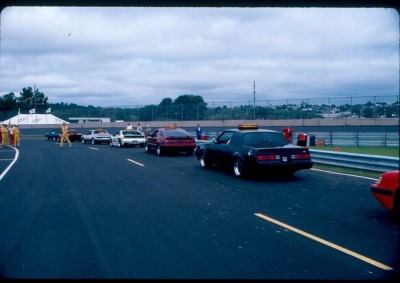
44, 124, 399, 216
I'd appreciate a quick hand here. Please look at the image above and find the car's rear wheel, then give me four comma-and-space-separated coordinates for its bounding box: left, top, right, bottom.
156, 145, 163, 156
233, 158, 246, 178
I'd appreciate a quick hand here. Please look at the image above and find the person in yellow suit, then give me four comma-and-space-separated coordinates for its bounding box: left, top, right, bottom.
60, 123, 71, 148
12, 125, 21, 147
1, 124, 9, 146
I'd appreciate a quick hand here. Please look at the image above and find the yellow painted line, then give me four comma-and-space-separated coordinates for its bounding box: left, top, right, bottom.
127, 159, 144, 167
88, 147, 99, 151
254, 213, 393, 271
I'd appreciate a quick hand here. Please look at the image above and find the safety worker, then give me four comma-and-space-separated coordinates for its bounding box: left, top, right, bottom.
59, 122, 72, 148
282, 127, 293, 143
12, 125, 20, 147
1, 124, 9, 146
10, 124, 15, 146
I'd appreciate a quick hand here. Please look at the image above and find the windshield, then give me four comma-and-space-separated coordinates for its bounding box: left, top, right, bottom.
165, 129, 190, 137
242, 132, 288, 147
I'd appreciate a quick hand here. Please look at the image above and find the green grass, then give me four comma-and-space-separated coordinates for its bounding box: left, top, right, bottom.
310, 146, 399, 157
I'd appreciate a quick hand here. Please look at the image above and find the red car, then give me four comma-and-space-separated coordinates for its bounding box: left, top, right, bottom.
371, 170, 399, 214
144, 125, 196, 156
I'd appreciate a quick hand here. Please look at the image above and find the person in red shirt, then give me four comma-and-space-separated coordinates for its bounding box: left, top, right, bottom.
282, 127, 293, 143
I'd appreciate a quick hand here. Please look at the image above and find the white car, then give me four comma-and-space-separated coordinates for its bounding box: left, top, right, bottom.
110, 130, 145, 147
81, 129, 112, 144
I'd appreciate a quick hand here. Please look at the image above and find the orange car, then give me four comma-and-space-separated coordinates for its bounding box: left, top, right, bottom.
371, 170, 399, 214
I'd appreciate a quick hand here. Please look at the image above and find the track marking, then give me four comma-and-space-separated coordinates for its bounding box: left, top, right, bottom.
88, 147, 99, 151
0, 146, 20, 182
311, 168, 378, 181
127, 159, 144, 167
254, 212, 393, 271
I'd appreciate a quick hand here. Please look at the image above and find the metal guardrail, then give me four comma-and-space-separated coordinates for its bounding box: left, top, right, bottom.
309, 149, 399, 172
195, 140, 399, 173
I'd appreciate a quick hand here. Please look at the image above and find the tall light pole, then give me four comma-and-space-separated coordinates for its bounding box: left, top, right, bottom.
253, 80, 256, 120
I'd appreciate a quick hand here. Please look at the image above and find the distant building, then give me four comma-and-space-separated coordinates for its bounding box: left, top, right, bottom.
69, 117, 111, 123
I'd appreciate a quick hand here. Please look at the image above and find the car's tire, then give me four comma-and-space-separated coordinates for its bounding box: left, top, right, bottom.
156, 145, 163, 156
233, 158, 246, 178
186, 149, 194, 155
199, 152, 212, 169
144, 143, 150, 153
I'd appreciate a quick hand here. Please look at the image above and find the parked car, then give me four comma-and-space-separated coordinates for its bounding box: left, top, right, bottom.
67, 129, 83, 142
45, 128, 82, 142
144, 125, 196, 156
371, 170, 399, 215
81, 129, 111, 144
195, 124, 313, 178
45, 129, 61, 141
110, 130, 145, 147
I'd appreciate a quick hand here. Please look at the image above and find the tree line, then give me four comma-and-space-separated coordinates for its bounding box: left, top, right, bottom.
0, 87, 399, 122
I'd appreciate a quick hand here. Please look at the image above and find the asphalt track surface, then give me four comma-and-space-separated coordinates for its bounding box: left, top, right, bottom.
0, 138, 399, 279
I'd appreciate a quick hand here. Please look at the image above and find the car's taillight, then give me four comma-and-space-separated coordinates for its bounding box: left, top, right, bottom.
291, 153, 311, 160
256, 154, 280, 161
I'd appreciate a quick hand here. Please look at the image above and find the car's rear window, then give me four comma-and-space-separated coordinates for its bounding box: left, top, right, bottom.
122, 131, 143, 136
164, 129, 190, 137
242, 132, 288, 147
95, 130, 107, 134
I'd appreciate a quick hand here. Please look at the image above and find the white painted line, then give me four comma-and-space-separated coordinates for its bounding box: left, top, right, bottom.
88, 147, 99, 151
254, 213, 393, 271
127, 159, 144, 167
311, 168, 378, 181
0, 146, 20, 182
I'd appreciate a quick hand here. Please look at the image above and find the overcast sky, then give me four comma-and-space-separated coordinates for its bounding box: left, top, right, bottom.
0, 7, 398, 107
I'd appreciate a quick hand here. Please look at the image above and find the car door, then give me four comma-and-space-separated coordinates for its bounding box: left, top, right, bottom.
208, 131, 234, 164
146, 130, 159, 148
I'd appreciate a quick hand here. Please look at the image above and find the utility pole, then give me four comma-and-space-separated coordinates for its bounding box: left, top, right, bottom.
253, 80, 256, 120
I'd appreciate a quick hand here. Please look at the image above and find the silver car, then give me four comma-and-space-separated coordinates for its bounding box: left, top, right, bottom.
110, 130, 145, 147
81, 129, 112, 144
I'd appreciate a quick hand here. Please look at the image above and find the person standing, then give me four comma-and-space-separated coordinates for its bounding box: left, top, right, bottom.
1, 124, 9, 146
145, 124, 151, 136
60, 123, 72, 148
126, 123, 133, 130
12, 125, 21, 147
136, 122, 142, 133
195, 123, 202, 140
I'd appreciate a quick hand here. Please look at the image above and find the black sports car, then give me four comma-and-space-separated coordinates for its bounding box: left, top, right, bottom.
195, 124, 313, 178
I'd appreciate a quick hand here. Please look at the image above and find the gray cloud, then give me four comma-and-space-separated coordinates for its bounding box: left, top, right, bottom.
0, 7, 398, 106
